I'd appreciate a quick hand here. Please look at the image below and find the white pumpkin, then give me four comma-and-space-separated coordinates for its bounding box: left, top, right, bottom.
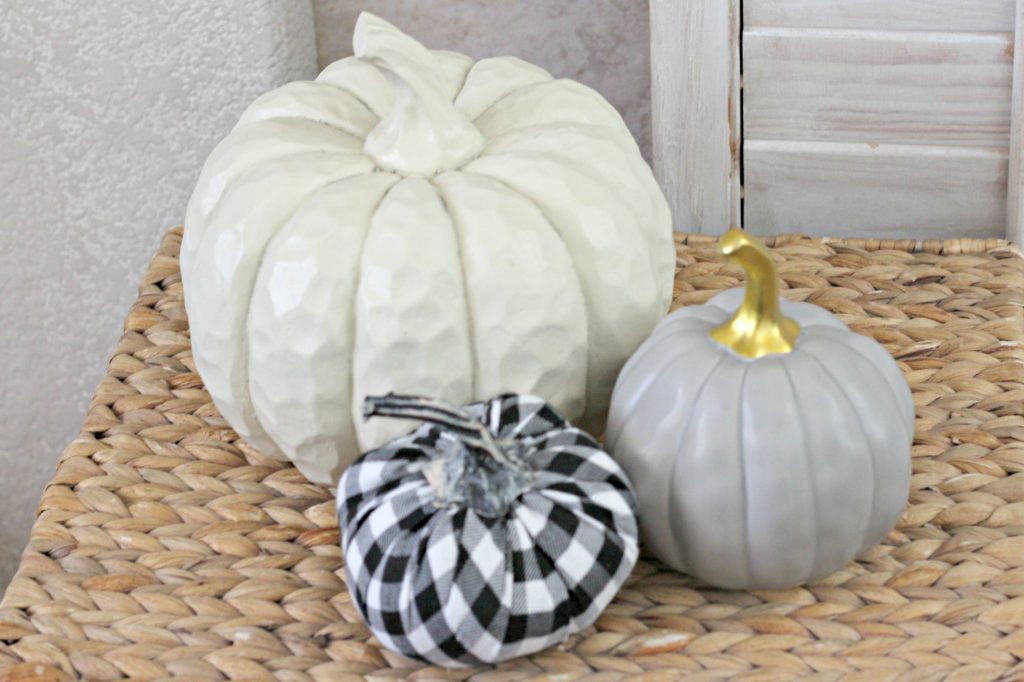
181, 12, 673, 485
606, 229, 914, 590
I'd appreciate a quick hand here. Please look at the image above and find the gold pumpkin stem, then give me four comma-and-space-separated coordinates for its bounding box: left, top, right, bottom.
710, 228, 800, 359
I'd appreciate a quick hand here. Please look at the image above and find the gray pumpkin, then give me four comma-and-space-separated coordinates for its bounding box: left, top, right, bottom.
606, 229, 914, 590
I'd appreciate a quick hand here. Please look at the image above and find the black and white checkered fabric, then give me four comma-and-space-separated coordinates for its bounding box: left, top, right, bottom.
337, 394, 640, 667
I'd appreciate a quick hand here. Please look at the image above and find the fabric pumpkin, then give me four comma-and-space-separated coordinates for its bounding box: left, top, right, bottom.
180, 11, 673, 485
337, 393, 639, 666
606, 229, 914, 590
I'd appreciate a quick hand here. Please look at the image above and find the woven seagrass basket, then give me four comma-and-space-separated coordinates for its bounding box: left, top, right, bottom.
0, 226, 1021, 681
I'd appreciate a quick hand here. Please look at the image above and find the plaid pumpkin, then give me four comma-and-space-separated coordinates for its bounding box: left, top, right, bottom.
337, 393, 640, 667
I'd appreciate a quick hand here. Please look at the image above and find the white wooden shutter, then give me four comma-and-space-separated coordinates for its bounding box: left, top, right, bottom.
652, 0, 1024, 241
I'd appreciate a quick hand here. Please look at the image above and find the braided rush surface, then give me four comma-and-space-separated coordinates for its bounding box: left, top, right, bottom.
0, 226, 1021, 680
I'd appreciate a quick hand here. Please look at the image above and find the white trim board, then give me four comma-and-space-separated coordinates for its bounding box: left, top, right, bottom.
650, 0, 740, 234
744, 140, 1007, 238
1007, 0, 1024, 242
744, 0, 1014, 33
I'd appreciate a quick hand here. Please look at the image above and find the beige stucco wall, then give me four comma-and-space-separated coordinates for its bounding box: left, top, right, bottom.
0, 0, 650, 589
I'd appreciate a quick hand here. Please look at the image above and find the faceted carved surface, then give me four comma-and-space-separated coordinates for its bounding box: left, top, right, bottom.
351, 177, 474, 449
433, 172, 588, 421
181, 13, 672, 484
248, 174, 399, 484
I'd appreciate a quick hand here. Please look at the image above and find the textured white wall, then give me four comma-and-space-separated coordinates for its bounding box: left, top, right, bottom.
0, 1, 317, 588
313, 0, 652, 157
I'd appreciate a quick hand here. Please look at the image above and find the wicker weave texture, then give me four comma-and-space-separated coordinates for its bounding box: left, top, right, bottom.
0, 227, 1022, 681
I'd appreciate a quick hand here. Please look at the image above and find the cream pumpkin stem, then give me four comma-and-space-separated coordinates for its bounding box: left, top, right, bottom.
354, 12, 484, 175
363, 394, 524, 470
710, 228, 800, 359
